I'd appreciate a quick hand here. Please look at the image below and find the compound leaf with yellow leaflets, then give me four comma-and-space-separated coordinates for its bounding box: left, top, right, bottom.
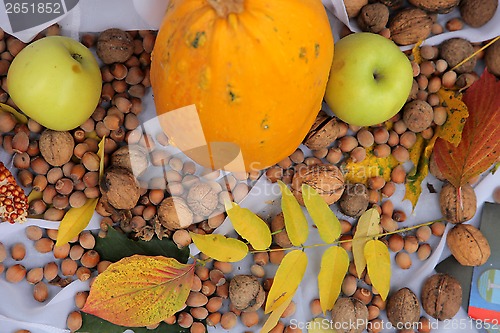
82, 255, 195, 327
352, 208, 380, 278
261, 297, 293, 333
265, 250, 307, 313
225, 201, 271, 250
302, 184, 341, 244
318, 246, 349, 313
190, 232, 248, 262
365, 239, 391, 301
278, 181, 308, 246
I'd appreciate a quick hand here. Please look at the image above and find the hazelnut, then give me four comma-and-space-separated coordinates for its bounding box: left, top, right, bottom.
271, 212, 293, 248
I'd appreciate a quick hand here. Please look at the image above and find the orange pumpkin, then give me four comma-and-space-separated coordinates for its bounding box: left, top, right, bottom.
151, 0, 333, 172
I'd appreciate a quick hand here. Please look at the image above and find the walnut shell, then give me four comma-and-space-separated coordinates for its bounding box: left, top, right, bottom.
485, 39, 500, 76
271, 212, 293, 248
386, 288, 421, 329
331, 297, 368, 333
377, 0, 404, 10
303, 111, 341, 150
447, 223, 490, 266
439, 182, 477, 223
344, 0, 369, 18
389, 8, 432, 46
96, 28, 134, 64
357, 3, 390, 33
403, 100, 434, 133
460, 0, 498, 28
339, 184, 369, 217
421, 273, 462, 320
186, 182, 218, 217
100, 166, 140, 210
291, 164, 345, 206
157, 197, 194, 230
440, 38, 477, 74
111, 145, 149, 177
39, 130, 75, 167
408, 0, 459, 13
229, 275, 265, 312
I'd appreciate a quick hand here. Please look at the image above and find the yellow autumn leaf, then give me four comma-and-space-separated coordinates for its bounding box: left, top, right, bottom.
0, 103, 28, 123
412, 41, 424, 65
436, 88, 469, 146
27, 190, 42, 204
260, 296, 293, 333
82, 255, 195, 327
307, 318, 337, 333
98, 136, 105, 180
318, 246, 349, 313
55, 198, 98, 246
365, 239, 391, 301
343, 147, 400, 185
278, 181, 308, 246
225, 202, 272, 250
352, 208, 380, 278
190, 233, 248, 262
265, 250, 308, 313
404, 133, 438, 209
407, 134, 425, 177
302, 184, 341, 244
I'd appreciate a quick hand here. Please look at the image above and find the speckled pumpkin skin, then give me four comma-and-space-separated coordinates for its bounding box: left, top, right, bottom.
151, 0, 334, 171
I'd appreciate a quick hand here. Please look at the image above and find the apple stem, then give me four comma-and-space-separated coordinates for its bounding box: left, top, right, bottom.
71, 53, 83, 62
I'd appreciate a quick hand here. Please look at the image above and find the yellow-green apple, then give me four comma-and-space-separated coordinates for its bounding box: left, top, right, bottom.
324, 32, 413, 126
7, 36, 101, 131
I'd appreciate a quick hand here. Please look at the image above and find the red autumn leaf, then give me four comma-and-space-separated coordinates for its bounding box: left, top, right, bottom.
433, 70, 500, 187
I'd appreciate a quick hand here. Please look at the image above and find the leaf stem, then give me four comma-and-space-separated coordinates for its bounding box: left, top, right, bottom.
450, 36, 500, 72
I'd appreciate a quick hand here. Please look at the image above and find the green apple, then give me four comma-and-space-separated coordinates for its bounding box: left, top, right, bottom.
324, 32, 413, 126
7, 36, 101, 131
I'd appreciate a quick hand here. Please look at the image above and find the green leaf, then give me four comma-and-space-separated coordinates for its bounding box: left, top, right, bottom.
226, 202, 272, 250
365, 239, 391, 301
82, 256, 195, 327
302, 184, 341, 244
318, 246, 349, 313
265, 250, 308, 313
190, 232, 248, 262
278, 180, 309, 246
79, 313, 189, 333
94, 227, 189, 264
352, 208, 380, 278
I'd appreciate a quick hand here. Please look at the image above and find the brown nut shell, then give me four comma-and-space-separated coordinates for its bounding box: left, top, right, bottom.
331, 297, 368, 333
447, 223, 490, 266
338, 184, 369, 217
303, 111, 341, 150
440, 38, 477, 74
485, 39, 500, 77
389, 8, 432, 46
39, 130, 75, 167
409, 0, 459, 13
229, 275, 265, 312
157, 196, 194, 229
386, 288, 420, 329
291, 164, 344, 206
100, 166, 140, 210
357, 3, 390, 33
439, 182, 477, 223
421, 273, 462, 320
111, 145, 149, 176
271, 212, 293, 248
96, 29, 134, 64
460, 0, 498, 28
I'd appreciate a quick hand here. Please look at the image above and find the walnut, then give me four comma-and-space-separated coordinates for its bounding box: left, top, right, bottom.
229, 275, 265, 312
39, 130, 75, 167
439, 182, 477, 223
389, 8, 432, 46
186, 182, 218, 217
303, 111, 341, 150
403, 100, 434, 133
135, 226, 155, 241
408, 0, 459, 13
153, 217, 171, 240
100, 166, 140, 210
386, 288, 421, 330
111, 145, 149, 177
339, 184, 369, 217
377, 0, 403, 10
331, 297, 368, 333
357, 3, 389, 33
421, 273, 462, 320
291, 164, 345, 206
447, 223, 490, 266
344, 0, 369, 18
440, 38, 477, 74
271, 212, 293, 248
460, 0, 498, 28
485, 39, 500, 77
96, 28, 134, 64
158, 196, 194, 230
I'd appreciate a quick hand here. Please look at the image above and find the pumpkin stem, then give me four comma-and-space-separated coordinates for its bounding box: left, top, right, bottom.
207, 0, 244, 17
